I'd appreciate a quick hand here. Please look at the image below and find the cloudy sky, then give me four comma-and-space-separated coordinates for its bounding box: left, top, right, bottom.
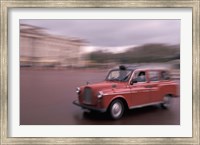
20, 19, 180, 47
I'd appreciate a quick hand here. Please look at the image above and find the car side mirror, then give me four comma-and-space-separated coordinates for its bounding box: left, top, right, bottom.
130, 79, 137, 85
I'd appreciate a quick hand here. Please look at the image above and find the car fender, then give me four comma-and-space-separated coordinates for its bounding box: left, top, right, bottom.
108, 94, 129, 109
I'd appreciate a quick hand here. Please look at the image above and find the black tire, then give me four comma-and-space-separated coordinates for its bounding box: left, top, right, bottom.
109, 99, 124, 120
161, 95, 171, 109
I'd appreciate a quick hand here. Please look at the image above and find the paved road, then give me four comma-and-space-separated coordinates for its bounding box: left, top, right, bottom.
20, 68, 180, 125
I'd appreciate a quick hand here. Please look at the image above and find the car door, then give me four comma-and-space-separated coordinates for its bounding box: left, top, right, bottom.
129, 70, 151, 106
147, 70, 162, 103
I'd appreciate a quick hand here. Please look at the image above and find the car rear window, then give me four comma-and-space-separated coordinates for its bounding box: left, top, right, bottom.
160, 71, 170, 80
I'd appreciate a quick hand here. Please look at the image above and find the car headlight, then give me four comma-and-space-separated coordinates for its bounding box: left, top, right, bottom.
76, 87, 80, 94
97, 91, 104, 99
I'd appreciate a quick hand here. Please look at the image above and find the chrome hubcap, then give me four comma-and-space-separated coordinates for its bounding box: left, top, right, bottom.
111, 102, 122, 118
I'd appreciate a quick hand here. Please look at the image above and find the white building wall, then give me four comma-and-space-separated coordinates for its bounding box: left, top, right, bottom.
20, 24, 86, 67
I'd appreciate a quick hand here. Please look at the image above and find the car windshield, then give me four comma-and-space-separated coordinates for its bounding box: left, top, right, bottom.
106, 70, 132, 82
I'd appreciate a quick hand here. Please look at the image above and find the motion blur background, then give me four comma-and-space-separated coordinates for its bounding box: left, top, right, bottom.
20, 20, 180, 69
20, 20, 180, 125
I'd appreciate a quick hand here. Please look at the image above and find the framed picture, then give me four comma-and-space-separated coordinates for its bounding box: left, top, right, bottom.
0, 0, 199, 144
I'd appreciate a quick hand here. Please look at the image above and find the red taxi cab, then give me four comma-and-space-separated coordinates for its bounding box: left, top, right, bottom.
73, 65, 178, 119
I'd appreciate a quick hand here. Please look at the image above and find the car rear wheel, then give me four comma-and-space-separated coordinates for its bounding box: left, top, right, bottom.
161, 95, 171, 109
109, 99, 124, 120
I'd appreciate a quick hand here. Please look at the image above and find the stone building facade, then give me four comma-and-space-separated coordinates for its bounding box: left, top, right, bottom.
20, 24, 86, 67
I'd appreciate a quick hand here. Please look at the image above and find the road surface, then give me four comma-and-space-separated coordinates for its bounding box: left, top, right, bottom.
20, 68, 180, 125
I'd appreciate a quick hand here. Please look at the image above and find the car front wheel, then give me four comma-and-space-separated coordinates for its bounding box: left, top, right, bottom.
109, 99, 124, 120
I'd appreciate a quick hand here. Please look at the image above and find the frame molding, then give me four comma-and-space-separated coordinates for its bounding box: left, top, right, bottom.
0, 0, 199, 144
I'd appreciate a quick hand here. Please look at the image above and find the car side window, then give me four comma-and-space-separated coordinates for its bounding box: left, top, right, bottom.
149, 71, 159, 81
136, 71, 146, 82
160, 71, 170, 80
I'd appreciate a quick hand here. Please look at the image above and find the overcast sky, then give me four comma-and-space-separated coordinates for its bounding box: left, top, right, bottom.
20, 19, 180, 47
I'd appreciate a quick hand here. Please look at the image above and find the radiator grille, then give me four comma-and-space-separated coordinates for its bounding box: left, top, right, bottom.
83, 87, 92, 104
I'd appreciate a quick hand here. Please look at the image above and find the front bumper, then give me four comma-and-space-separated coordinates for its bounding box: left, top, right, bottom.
73, 100, 106, 112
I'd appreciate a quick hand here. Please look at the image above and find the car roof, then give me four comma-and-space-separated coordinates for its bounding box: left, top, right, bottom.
112, 64, 169, 71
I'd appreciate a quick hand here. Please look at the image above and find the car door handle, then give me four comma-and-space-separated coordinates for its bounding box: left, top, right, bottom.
145, 85, 152, 88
